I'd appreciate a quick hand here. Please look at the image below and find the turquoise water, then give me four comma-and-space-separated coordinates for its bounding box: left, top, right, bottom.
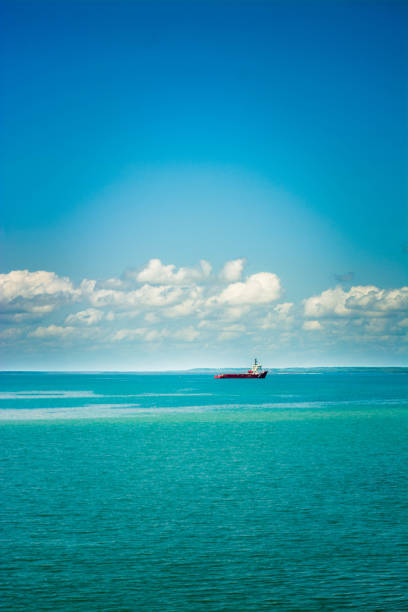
1, 369, 407, 610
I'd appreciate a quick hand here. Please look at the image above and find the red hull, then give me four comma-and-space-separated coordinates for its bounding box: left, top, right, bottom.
214, 371, 268, 379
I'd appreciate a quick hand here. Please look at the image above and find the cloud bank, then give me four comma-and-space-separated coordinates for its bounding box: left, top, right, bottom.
1, 259, 406, 363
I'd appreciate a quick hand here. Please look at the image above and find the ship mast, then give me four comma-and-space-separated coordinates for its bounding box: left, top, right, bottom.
252, 358, 261, 373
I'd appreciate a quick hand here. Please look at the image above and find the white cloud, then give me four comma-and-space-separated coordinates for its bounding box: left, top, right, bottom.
4, 263, 405, 357
304, 287, 349, 318
29, 305, 55, 315
80, 263, 281, 321
0, 270, 78, 303
301, 285, 408, 345
143, 329, 166, 342
261, 303, 294, 329
65, 308, 104, 326
136, 258, 212, 285
111, 328, 143, 342
28, 325, 75, 338
164, 287, 204, 318
304, 285, 408, 319
3, 304, 57, 323
164, 299, 198, 318
101, 277, 125, 289
136, 284, 183, 307
221, 305, 251, 321
217, 272, 281, 305
219, 258, 246, 282
79, 280, 124, 308
200, 260, 212, 277
80, 279, 183, 309
0, 270, 79, 322
302, 320, 322, 331
274, 302, 294, 318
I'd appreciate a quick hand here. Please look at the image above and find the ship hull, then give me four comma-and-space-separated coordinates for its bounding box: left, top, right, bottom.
214, 371, 268, 379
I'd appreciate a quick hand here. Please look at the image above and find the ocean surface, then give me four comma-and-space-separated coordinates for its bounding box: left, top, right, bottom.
0, 369, 407, 611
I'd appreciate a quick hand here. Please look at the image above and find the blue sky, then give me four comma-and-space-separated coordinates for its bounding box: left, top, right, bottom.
1, 0, 407, 369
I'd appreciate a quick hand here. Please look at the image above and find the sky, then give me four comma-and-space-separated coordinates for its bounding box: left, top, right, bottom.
1, 0, 407, 369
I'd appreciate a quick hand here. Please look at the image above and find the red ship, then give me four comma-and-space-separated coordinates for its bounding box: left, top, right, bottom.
214, 358, 268, 379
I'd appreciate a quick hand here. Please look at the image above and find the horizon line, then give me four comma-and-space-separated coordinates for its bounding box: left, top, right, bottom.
1, 366, 407, 373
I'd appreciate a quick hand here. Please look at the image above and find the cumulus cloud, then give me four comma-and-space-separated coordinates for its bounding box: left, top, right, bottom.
274, 302, 294, 318
135, 284, 183, 307
164, 299, 199, 318
65, 308, 104, 326
261, 303, 294, 329
304, 287, 349, 318
301, 284, 408, 345
0, 270, 79, 321
2, 262, 405, 356
136, 258, 212, 285
219, 258, 246, 282
220, 305, 251, 321
164, 287, 204, 318
304, 285, 408, 319
80, 279, 183, 309
2, 304, 57, 323
0, 270, 77, 303
216, 272, 281, 305
303, 320, 322, 331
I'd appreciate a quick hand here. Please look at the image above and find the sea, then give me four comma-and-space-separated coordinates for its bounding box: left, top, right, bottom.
0, 369, 407, 611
